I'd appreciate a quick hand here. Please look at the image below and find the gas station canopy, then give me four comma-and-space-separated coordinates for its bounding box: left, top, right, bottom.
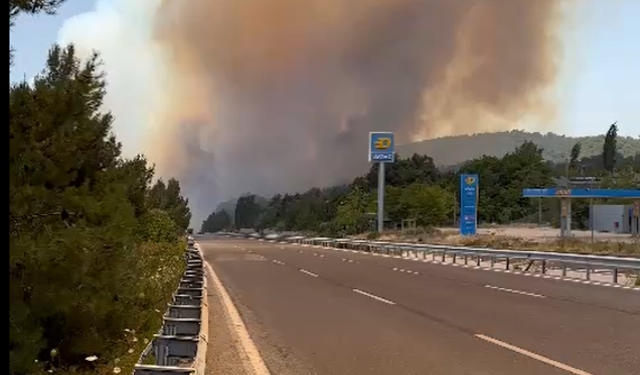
522, 188, 640, 199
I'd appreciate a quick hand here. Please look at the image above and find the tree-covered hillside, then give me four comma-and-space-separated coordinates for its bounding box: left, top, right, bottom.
201, 124, 639, 235
399, 130, 640, 166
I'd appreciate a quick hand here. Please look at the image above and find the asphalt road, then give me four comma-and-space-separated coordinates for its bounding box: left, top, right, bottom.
198, 236, 640, 375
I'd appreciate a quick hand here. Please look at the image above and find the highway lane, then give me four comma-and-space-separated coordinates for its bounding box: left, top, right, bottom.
201, 237, 639, 375
202, 239, 566, 375
247, 240, 640, 375
275, 241, 640, 314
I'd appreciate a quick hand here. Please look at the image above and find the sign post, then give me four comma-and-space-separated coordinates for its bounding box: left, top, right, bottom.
633, 202, 640, 236
368, 132, 395, 233
459, 174, 479, 236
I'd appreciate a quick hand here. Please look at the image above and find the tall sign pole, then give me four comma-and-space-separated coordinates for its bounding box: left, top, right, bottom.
377, 162, 386, 233
368, 132, 395, 233
459, 174, 479, 236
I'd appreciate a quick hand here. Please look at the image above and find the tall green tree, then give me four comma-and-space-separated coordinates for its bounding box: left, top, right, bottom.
10, 45, 134, 374
234, 194, 262, 229
354, 153, 440, 189
147, 178, 192, 233
335, 187, 370, 234
395, 184, 453, 227
201, 209, 231, 232
569, 142, 582, 172
459, 141, 552, 224
9, 41, 192, 374
603, 122, 618, 173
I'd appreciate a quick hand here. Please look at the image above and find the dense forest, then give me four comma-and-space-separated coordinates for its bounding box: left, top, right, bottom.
399, 129, 640, 167
202, 126, 639, 236
10, 2, 191, 374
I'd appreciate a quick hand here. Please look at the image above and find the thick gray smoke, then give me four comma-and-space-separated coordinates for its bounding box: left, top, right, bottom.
60, 0, 570, 221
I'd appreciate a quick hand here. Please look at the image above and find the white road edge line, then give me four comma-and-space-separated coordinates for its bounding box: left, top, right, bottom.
475, 334, 594, 375
299, 269, 319, 277
352, 289, 396, 305
204, 260, 271, 375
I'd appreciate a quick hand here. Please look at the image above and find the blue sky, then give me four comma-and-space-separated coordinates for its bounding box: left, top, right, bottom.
9, 0, 639, 139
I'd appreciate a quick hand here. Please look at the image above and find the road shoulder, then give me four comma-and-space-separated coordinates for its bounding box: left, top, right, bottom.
204, 264, 251, 375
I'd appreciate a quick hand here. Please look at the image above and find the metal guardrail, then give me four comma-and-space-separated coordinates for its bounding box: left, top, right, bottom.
133, 241, 208, 375
218, 231, 640, 285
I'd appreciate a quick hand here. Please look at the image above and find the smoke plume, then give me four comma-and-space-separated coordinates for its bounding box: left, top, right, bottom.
59, 0, 569, 221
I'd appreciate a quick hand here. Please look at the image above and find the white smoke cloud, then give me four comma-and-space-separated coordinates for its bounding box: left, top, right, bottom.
57, 0, 165, 158
58, 0, 220, 223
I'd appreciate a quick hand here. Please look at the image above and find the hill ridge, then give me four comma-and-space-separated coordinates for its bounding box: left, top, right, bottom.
398, 130, 639, 166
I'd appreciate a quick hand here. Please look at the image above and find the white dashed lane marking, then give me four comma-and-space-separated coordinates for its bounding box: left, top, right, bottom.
352, 289, 396, 305
484, 284, 546, 298
299, 269, 319, 278
475, 334, 594, 375
391, 267, 420, 275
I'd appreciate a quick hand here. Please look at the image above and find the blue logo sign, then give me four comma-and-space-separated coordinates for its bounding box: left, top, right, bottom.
368, 132, 395, 163
459, 174, 479, 236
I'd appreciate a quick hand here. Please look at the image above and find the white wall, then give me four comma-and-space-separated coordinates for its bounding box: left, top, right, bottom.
591, 205, 627, 233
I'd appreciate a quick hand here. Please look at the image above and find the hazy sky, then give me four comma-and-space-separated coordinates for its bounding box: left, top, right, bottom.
10, 0, 639, 140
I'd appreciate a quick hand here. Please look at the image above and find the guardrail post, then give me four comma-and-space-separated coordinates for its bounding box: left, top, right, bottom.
490, 256, 495, 268
562, 263, 567, 277
441, 251, 446, 262
168, 305, 201, 319
162, 318, 201, 337
505, 257, 510, 270
541, 260, 547, 274
452, 253, 457, 264
585, 265, 591, 280
524, 260, 534, 272
613, 268, 618, 284
153, 335, 199, 367
476, 255, 481, 266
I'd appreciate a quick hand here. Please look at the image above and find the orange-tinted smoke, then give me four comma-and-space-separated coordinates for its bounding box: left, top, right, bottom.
148, 0, 568, 210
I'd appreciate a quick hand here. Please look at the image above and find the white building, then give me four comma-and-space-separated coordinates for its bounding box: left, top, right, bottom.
590, 204, 636, 234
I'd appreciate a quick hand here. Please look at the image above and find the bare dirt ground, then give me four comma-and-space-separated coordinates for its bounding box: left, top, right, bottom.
356, 225, 640, 256
452, 225, 637, 243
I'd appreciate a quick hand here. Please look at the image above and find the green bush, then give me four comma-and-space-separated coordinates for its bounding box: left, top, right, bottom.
140, 209, 179, 243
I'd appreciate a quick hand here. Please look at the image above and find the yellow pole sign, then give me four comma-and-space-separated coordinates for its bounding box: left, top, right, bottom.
374, 137, 392, 150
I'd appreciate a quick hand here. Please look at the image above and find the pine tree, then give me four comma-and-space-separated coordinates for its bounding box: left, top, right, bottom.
602, 122, 618, 173
569, 142, 581, 171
